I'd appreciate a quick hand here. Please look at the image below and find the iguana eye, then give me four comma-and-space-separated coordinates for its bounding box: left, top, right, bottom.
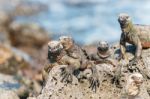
64, 38, 67, 40
131, 76, 135, 80
56, 45, 59, 49
126, 16, 129, 19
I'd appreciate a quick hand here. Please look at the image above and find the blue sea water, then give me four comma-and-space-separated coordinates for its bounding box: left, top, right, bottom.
7, 0, 150, 44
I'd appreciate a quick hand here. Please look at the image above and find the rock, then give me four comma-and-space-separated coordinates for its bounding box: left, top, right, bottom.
9, 22, 49, 47
125, 73, 144, 99
0, 72, 42, 98
0, 11, 12, 45
0, 0, 48, 16
27, 97, 37, 99
0, 43, 31, 75
0, 73, 21, 91
0, 90, 19, 99
37, 65, 121, 99
0, 73, 29, 98
0, 43, 43, 97
0, 32, 11, 45
0, 11, 12, 27
0, 43, 12, 65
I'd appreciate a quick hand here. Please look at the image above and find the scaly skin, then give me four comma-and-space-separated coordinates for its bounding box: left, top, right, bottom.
66, 44, 90, 70
118, 13, 150, 65
59, 36, 89, 69
59, 36, 94, 84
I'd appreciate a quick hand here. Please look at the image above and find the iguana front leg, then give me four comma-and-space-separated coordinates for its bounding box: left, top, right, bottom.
88, 65, 104, 92
112, 62, 123, 87
60, 55, 81, 83
120, 33, 128, 61
60, 66, 75, 83
42, 63, 52, 84
134, 37, 142, 61
129, 35, 142, 66
89, 66, 100, 92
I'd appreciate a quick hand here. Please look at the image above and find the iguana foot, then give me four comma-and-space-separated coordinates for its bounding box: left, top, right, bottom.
112, 76, 122, 88
117, 54, 123, 61
129, 58, 139, 66
128, 58, 140, 72
112, 75, 119, 84
147, 88, 150, 96
89, 73, 100, 92
88, 66, 101, 93
60, 66, 74, 83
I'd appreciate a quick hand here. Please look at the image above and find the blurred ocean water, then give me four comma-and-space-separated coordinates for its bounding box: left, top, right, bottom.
2, 0, 150, 44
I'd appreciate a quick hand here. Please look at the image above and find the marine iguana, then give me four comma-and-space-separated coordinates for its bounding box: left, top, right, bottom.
42, 41, 63, 83
88, 41, 119, 92
59, 36, 93, 83
118, 13, 150, 65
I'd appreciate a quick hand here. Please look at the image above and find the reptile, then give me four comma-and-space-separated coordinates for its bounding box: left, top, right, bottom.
118, 13, 150, 65
59, 36, 93, 83
87, 41, 119, 92
42, 41, 63, 83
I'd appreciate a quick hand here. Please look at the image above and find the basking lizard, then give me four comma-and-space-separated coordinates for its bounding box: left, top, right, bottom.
59, 36, 93, 83
118, 13, 150, 65
88, 41, 119, 92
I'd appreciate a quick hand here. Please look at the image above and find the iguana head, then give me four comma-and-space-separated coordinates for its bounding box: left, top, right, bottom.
129, 73, 143, 86
59, 36, 74, 50
97, 41, 109, 52
48, 40, 63, 54
97, 41, 110, 58
118, 13, 131, 25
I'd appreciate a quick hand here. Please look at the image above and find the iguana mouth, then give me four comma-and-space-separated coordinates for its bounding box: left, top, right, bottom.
118, 19, 127, 25
49, 46, 62, 54
118, 13, 130, 25
97, 47, 109, 52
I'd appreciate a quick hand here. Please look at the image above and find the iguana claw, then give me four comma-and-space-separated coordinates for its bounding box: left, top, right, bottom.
89, 73, 100, 92
88, 66, 102, 92
129, 58, 139, 66
60, 66, 74, 83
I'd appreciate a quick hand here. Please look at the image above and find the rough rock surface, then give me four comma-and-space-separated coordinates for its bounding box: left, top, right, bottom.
0, 90, 19, 99
37, 65, 121, 99
0, 73, 29, 98
9, 22, 49, 48
0, 43, 43, 98
0, 43, 31, 75
0, 73, 21, 91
